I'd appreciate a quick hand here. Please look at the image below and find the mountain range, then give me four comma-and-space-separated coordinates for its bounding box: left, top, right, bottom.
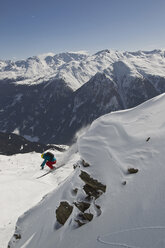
0, 49, 165, 144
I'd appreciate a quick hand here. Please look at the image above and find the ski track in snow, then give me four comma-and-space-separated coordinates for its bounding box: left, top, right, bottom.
97, 227, 165, 248
19, 233, 36, 248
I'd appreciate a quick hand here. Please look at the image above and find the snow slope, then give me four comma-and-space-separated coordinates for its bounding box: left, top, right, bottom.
8, 92, 165, 248
0, 148, 75, 248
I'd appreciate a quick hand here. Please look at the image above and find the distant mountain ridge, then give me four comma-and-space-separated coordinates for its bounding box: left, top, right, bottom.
0, 49, 165, 144
0, 132, 65, 155
1, 49, 165, 90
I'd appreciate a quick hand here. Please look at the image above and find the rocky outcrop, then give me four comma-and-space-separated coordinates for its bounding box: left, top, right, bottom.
81, 159, 90, 167
8, 227, 22, 248
55, 160, 106, 228
74, 201, 90, 212
73, 169, 106, 226
13, 234, 21, 240
56, 201, 73, 225
128, 168, 139, 174
75, 213, 93, 227
79, 170, 106, 193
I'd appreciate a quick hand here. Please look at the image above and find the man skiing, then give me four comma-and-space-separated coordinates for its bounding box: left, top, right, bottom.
41, 152, 56, 170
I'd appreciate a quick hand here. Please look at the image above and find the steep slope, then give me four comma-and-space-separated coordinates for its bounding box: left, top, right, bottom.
112, 60, 158, 108
8, 93, 165, 248
0, 148, 74, 248
50, 72, 123, 144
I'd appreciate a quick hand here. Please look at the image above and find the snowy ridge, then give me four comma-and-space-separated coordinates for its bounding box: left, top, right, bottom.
8, 92, 165, 248
0, 49, 165, 90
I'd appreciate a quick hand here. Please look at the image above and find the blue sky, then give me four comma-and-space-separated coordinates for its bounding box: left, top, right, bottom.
0, 0, 165, 60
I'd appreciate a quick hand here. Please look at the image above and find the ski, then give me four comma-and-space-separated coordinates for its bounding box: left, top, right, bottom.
36, 170, 53, 179
55, 163, 65, 170
36, 164, 65, 179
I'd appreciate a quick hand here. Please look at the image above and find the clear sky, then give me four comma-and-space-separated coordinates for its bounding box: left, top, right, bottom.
0, 0, 165, 60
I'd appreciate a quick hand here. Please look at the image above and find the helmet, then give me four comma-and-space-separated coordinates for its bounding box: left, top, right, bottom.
41, 153, 44, 158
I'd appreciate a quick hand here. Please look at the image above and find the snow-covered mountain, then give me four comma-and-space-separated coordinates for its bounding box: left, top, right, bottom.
8, 92, 165, 248
1, 49, 165, 144
1, 49, 165, 90
0, 52, 89, 90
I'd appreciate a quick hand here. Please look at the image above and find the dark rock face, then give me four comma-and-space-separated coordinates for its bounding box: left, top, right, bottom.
56, 201, 73, 225
74, 201, 90, 212
75, 213, 94, 227
83, 184, 102, 199
53, 73, 123, 144
74, 169, 106, 226
0, 132, 64, 155
128, 168, 139, 174
1, 70, 165, 145
8, 231, 22, 248
81, 160, 90, 167
124, 77, 158, 108
48, 73, 165, 145
79, 170, 106, 193
0, 78, 73, 145
13, 234, 21, 240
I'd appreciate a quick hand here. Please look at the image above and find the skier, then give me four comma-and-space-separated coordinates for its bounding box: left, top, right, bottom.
41, 152, 56, 170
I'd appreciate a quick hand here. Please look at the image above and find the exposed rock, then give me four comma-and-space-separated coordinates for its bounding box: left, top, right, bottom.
128, 168, 139, 174
79, 171, 106, 193
83, 184, 102, 199
74, 201, 90, 212
56, 201, 73, 225
79, 212, 93, 222
81, 159, 90, 167
83, 213, 93, 221
95, 204, 102, 216
73, 163, 80, 169
95, 204, 101, 210
8, 232, 22, 247
73, 164, 77, 169
122, 181, 127, 185
75, 219, 85, 227
72, 188, 78, 195
13, 233, 21, 240
75, 213, 94, 227
56, 169, 106, 228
